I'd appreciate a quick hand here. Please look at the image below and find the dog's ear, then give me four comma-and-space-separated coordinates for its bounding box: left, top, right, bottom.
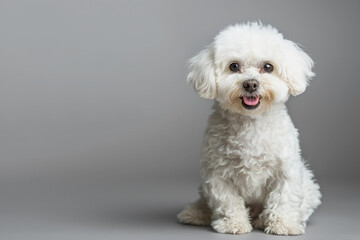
187, 46, 217, 99
283, 41, 315, 96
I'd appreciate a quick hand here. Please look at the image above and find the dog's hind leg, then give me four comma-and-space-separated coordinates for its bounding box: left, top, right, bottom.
300, 167, 321, 223
177, 196, 211, 226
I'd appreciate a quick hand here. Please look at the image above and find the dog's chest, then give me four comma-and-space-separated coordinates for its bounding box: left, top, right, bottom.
223, 120, 281, 203
204, 109, 296, 203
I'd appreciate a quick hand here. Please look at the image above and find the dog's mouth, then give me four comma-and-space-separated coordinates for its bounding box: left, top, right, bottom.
240, 95, 261, 110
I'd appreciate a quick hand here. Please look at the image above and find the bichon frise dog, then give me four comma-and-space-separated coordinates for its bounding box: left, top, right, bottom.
177, 22, 321, 236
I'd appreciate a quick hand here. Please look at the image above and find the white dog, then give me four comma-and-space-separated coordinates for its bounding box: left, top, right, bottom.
177, 22, 321, 235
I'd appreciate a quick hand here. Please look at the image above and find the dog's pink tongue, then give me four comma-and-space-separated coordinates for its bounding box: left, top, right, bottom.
243, 96, 259, 106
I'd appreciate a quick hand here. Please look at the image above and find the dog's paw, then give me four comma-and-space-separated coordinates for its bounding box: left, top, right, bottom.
177, 207, 211, 226
264, 218, 305, 235
211, 217, 252, 234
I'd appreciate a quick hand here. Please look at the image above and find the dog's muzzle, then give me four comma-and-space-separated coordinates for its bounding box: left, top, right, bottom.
240, 79, 261, 110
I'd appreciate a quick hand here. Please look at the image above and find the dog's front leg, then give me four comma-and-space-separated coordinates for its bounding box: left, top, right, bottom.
203, 176, 252, 234
256, 179, 305, 235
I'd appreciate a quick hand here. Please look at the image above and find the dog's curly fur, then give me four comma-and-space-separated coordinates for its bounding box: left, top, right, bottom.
177, 22, 321, 235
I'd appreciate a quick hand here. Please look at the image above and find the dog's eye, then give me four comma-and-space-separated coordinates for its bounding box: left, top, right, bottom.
263, 63, 274, 73
229, 62, 240, 72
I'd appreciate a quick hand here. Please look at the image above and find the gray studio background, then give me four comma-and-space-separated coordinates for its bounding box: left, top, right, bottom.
0, 0, 359, 239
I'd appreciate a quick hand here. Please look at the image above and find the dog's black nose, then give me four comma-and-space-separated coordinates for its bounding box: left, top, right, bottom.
243, 79, 259, 93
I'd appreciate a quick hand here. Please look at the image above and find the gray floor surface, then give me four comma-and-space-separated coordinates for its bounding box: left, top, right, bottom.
0, 176, 359, 240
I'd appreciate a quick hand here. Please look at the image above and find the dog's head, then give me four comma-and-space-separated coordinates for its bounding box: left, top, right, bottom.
187, 22, 314, 116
